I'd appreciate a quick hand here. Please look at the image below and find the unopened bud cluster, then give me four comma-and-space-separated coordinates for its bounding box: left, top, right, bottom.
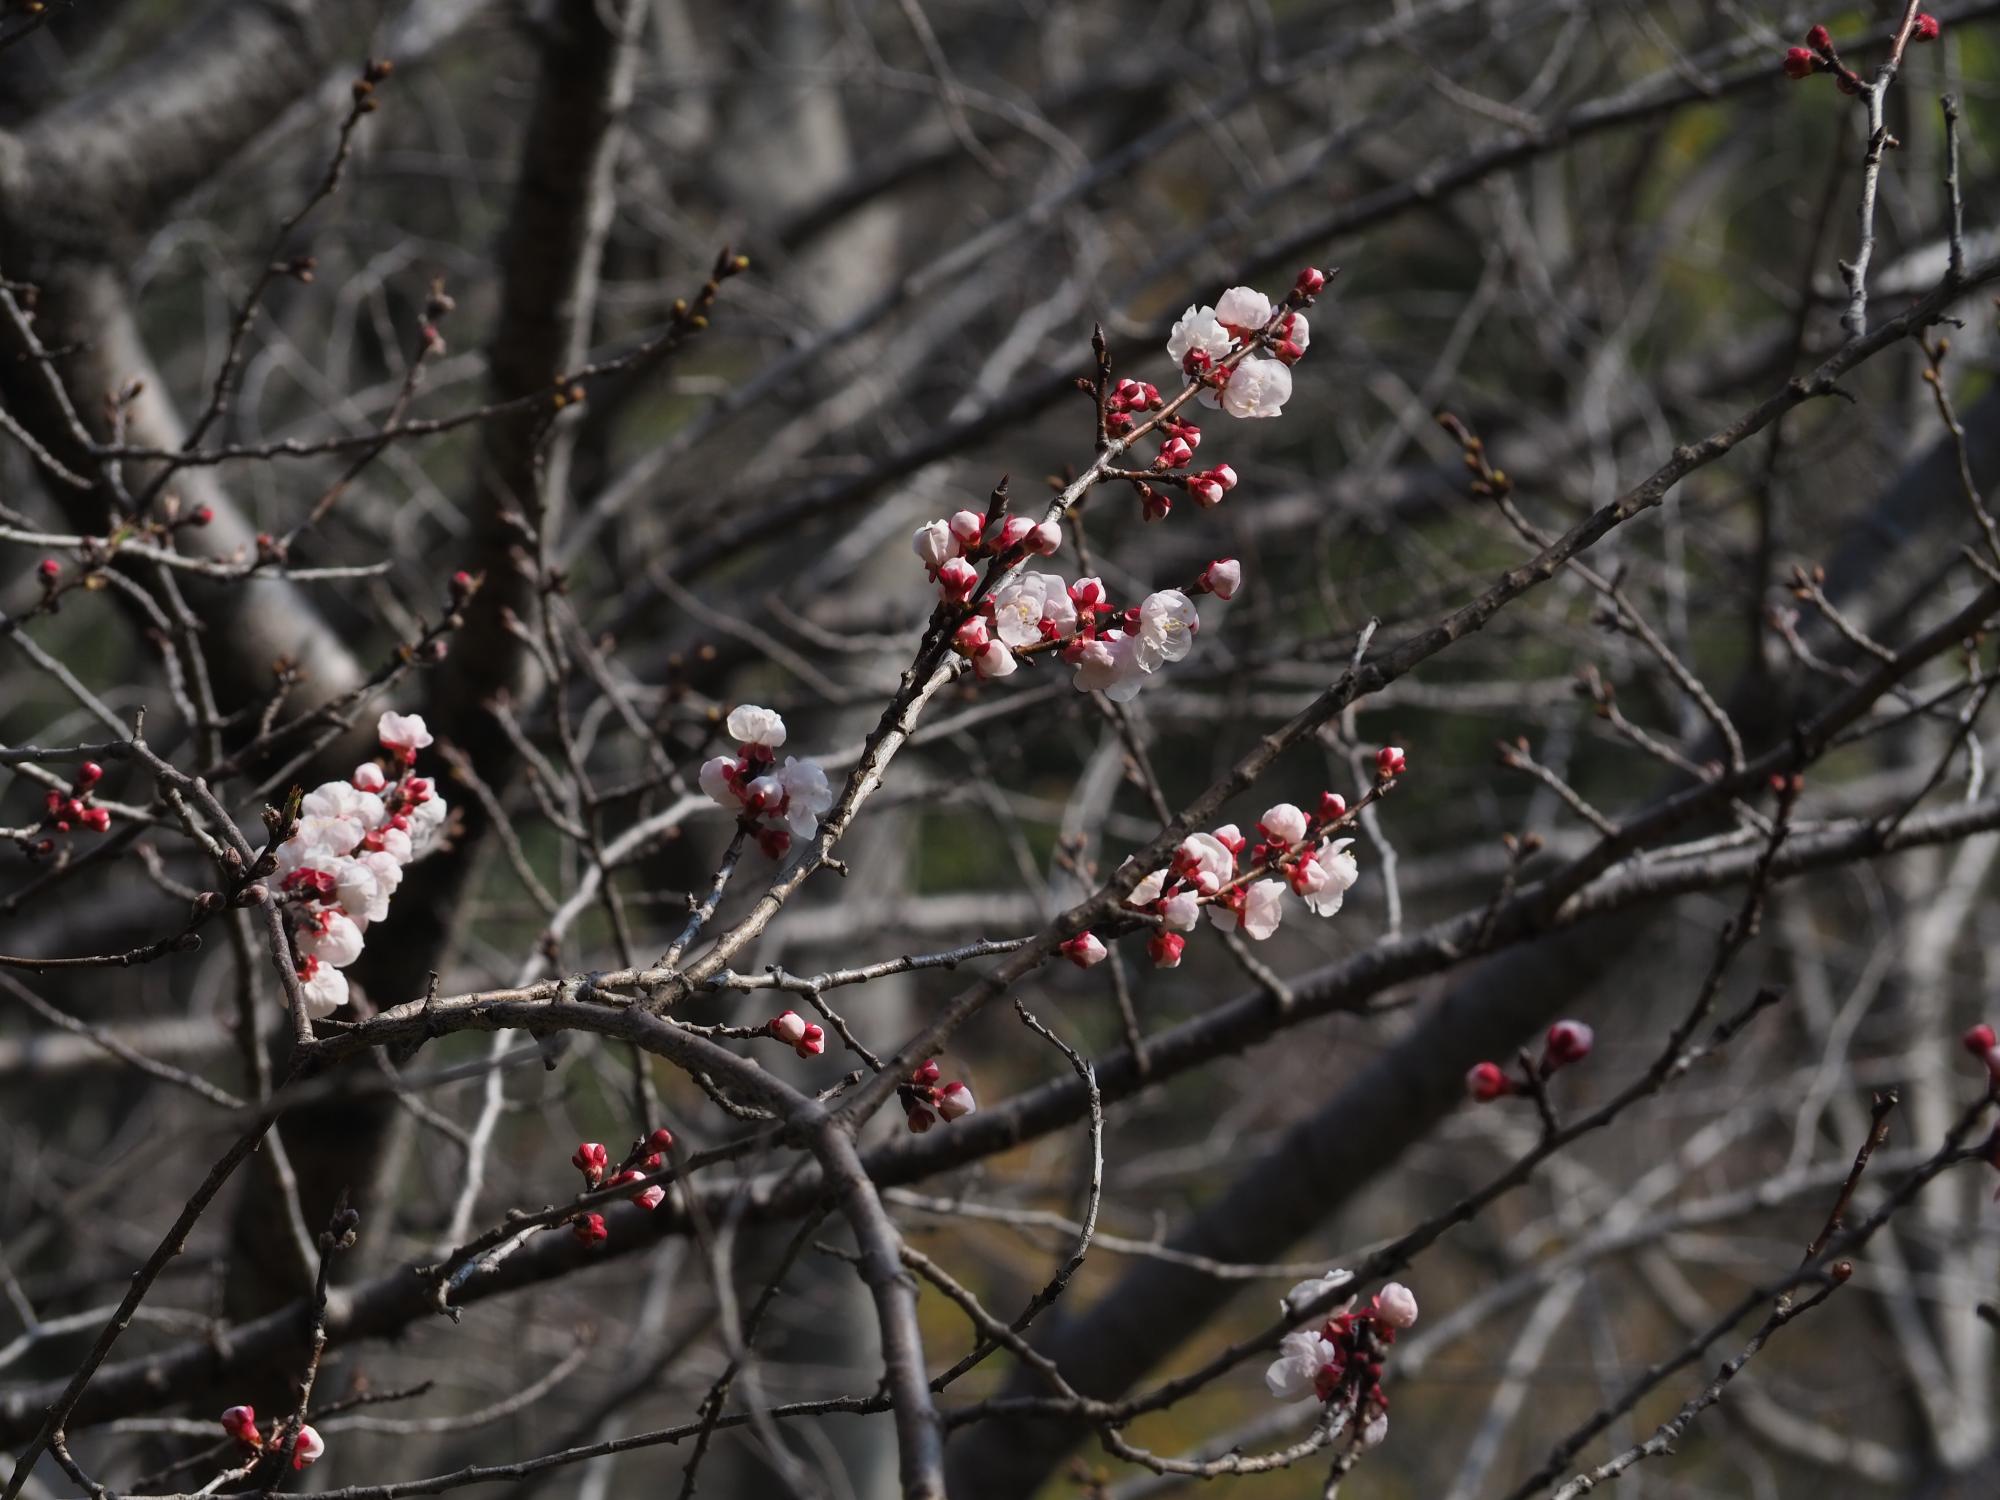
1466, 1019, 1594, 1102
219, 1405, 324, 1471
899, 1058, 976, 1132
568, 1127, 677, 1246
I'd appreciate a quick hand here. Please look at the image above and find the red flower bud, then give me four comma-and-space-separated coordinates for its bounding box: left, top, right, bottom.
1806, 24, 1832, 51
1294, 267, 1327, 299
37, 558, 59, 582
1782, 46, 1816, 79
1376, 745, 1407, 778
1544, 1019, 1595, 1067
1466, 1061, 1511, 1102
1913, 13, 1940, 42
647, 1127, 675, 1152
572, 1212, 608, 1247
570, 1141, 608, 1185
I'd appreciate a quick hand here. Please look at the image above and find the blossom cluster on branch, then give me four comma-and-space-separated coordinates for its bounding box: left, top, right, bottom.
275, 711, 447, 1018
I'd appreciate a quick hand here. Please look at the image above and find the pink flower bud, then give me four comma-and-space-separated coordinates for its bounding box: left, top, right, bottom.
1913, 13, 1940, 41
291, 1424, 325, 1470
972, 640, 1017, 679
1318, 792, 1348, 822
1026, 519, 1062, 556
1197, 558, 1241, 599
948, 510, 985, 550
572, 1212, 608, 1247
1159, 436, 1194, 468
1466, 1061, 1511, 1102
1069, 577, 1106, 611
1213, 824, 1247, 856
1376, 745, 1407, 778
1258, 803, 1309, 845
1148, 930, 1185, 968
1806, 24, 1832, 50
994, 515, 1037, 552
353, 762, 387, 793
937, 1081, 976, 1120
633, 1184, 665, 1211
795, 1023, 825, 1058
910, 1058, 942, 1086
1207, 463, 1238, 491
1964, 1023, 2000, 1081
1294, 267, 1327, 298
954, 616, 990, 655
571, 1141, 608, 1185
221, 1406, 261, 1448
1061, 931, 1108, 968
937, 557, 979, 604
913, 519, 954, 574
1141, 486, 1172, 522
769, 1011, 808, 1046
1186, 475, 1223, 507
648, 1126, 675, 1152
1373, 1282, 1419, 1329
1544, 1020, 1594, 1067
1782, 45, 1816, 78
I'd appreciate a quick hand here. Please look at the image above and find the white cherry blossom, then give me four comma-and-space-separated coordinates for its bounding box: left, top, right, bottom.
377, 712, 432, 756
1166, 304, 1231, 367
1134, 590, 1198, 670
1214, 285, 1274, 335
725, 704, 787, 750
1303, 837, 1359, 917
1221, 356, 1292, 419
1265, 1329, 1337, 1401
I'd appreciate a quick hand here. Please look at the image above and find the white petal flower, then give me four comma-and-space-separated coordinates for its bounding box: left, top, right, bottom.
700, 755, 739, 809
1215, 286, 1274, 334
725, 705, 787, 750
377, 712, 433, 756
1134, 591, 1199, 671
1166, 304, 1232, 367
1304, 837, 1359, 917
298, 962, 348, 1020
973, 640, 1018, 679
1033, 573, 1077, 638
936, 1081, 976, 1120
1072, 631, 1144, 698
1360, 1410, 1388, 1448
775, 757, 834, 838
1174, 832, 1235, 895
332, 856, 389, 924
912, 520, 954, 573
299, 909, 364, 968
1239, 879, 1287, 940
1127, 867, 1169, 907
1160, 890, 1201, 930
1259, 803, 1309, 845
991, 574, 1052, 649
1221, 357, 1293, 419
302, 781, 385, 830
1281, 1271, 1354, 1318
1265, 1329, 1337, 1401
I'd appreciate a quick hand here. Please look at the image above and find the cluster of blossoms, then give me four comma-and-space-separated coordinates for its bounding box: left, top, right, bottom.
30, 760, 111, 853
898, 1058, 976, 1132
276, 712, 446, 1019
1265, 1277, 1419, 1446
698, 705, 833, 859
1166, 272, 1321, 422
1065, 779, 1395, 970
913, 504, 1062, 612
768, 1009, 825, 1058
963, 570, 1234, 698
219, 1405, 323, 1471
1783, 16, 1937, 87
1465, 1019, 1595, 1102
568, 1127, 676, 1247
